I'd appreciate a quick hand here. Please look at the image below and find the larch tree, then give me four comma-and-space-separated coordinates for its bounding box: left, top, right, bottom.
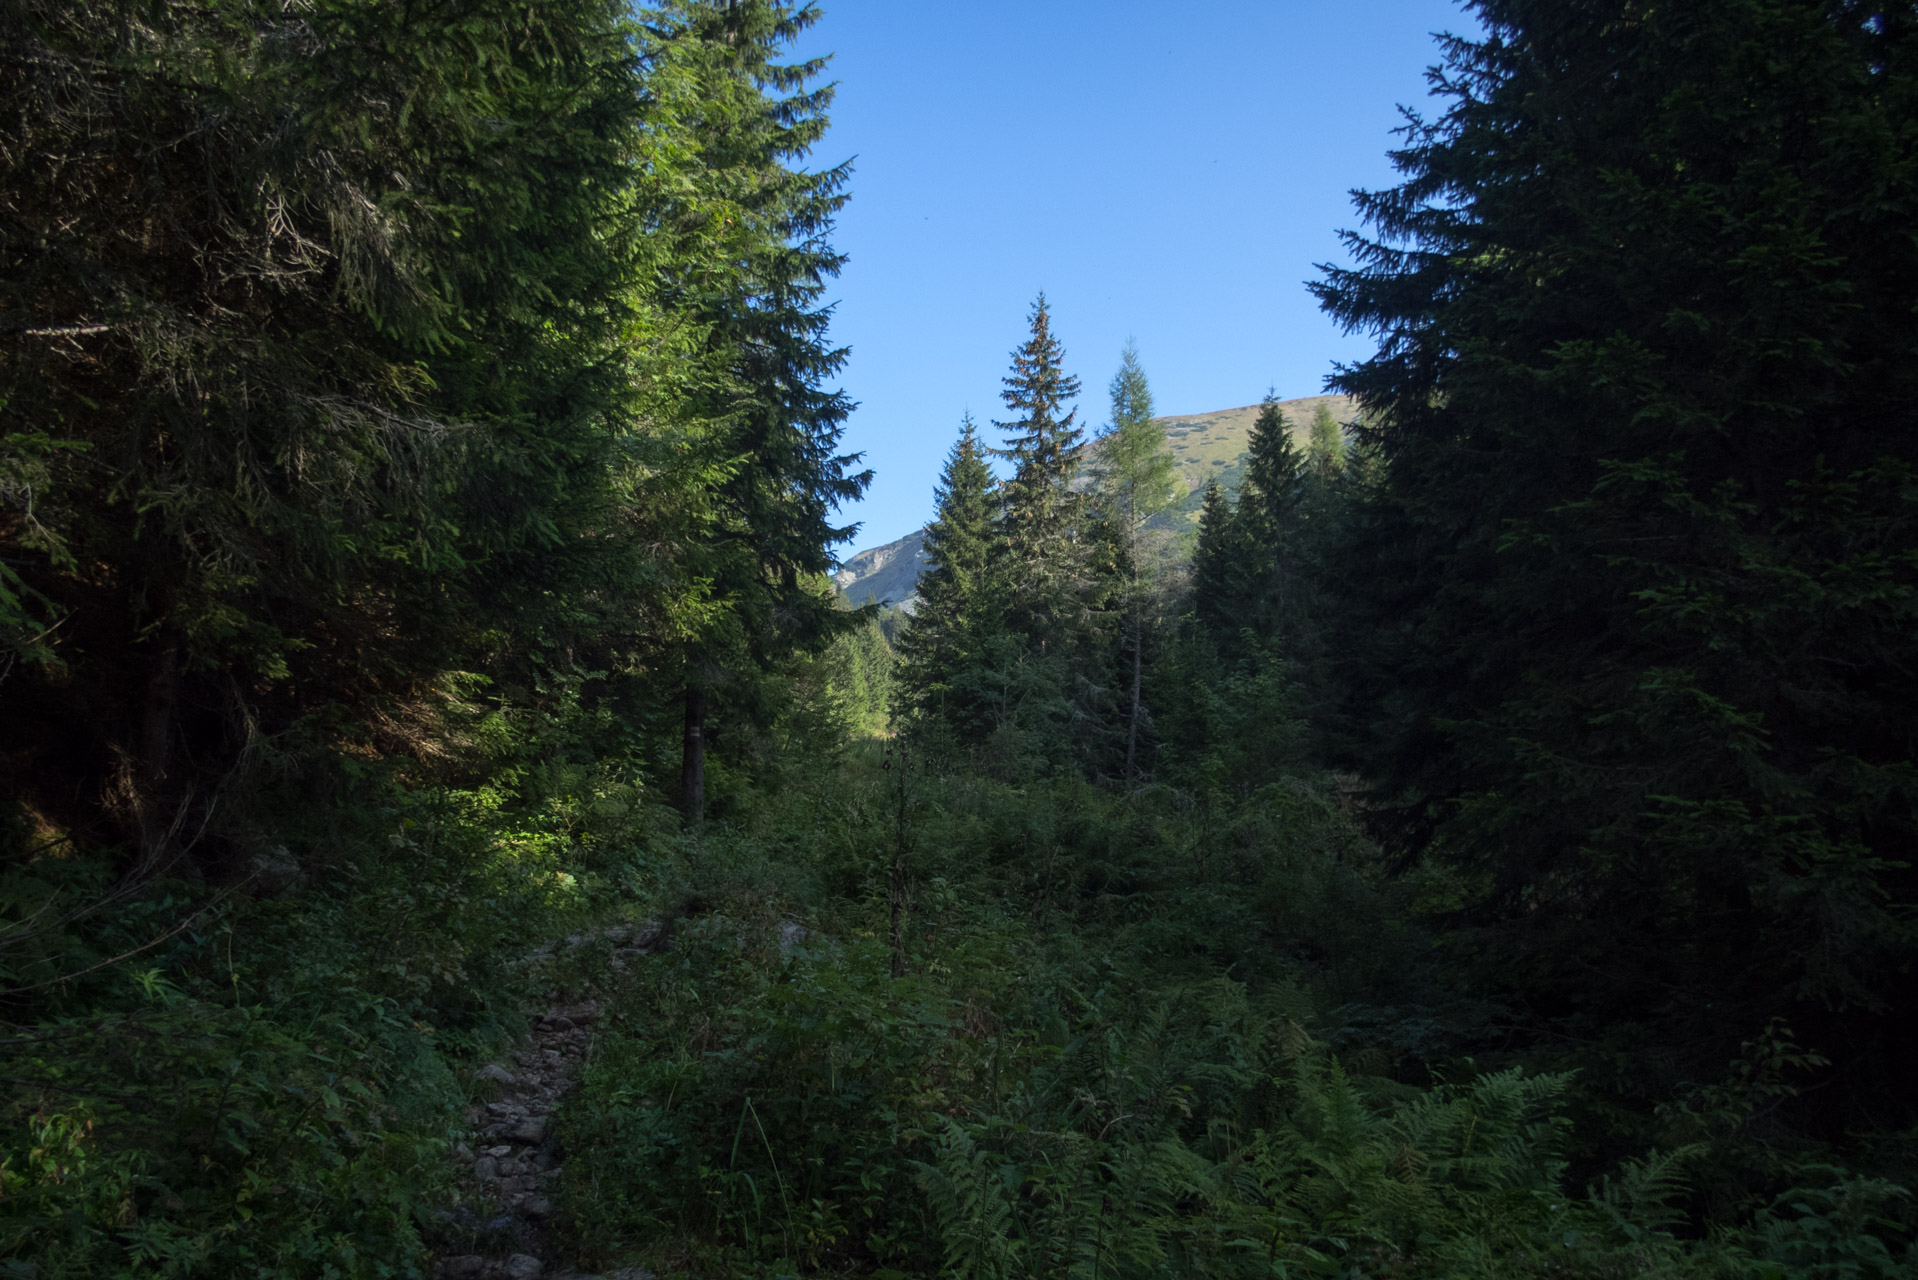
1089, 342, 1180, 776
1305, 401, 1345, 477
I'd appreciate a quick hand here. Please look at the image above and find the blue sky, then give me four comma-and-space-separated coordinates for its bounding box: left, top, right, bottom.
793, 1, 1475, 553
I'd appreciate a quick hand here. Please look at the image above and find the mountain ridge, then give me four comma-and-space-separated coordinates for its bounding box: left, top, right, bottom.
835, 393, 1356, 608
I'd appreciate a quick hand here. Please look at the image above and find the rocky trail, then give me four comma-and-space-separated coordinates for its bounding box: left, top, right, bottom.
432, 924, 661, 1280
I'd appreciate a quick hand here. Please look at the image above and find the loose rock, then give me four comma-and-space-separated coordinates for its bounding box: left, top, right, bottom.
437, 937, 646, 1275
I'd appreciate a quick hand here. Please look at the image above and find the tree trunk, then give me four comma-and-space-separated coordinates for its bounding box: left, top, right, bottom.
888, 848, 909, 978
126, 634, 183, 858
1125, 606, 1143, 778
141, 634, 181, 789
889, 758, 911, 977
680, 686, 706, 822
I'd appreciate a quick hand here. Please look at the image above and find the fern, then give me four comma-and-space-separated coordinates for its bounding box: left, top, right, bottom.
1588, 1145, 1703, 1244
913, 1116, 1022, 1280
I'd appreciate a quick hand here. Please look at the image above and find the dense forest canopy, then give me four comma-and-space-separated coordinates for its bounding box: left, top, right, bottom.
1, 0, 1914, 1277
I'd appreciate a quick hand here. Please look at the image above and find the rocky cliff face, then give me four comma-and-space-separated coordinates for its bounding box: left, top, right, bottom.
832, 527, 927, 609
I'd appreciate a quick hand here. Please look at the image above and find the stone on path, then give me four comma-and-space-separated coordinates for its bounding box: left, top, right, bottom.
437, 930, 662, 1279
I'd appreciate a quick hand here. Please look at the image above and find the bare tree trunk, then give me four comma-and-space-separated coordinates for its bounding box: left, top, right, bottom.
141, 635, 180, 789
888, 849, 909, 978
889, 752, 911, 977
680, 687, 706, 822
1125, 606, 1143, 778
125, 633, 183, 858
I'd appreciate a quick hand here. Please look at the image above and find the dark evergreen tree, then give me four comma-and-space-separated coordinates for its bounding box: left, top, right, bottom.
641, 0, 871, 817
1191, 479, 1249, 641
898, 416, 998, 731
1313, 0, 1918, 1135
0, 0, 651, 862
1232, 394, 1309, 649
993, 294, 1088, 649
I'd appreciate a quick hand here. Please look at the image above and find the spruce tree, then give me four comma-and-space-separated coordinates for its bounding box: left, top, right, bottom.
642, 0, 870, 816
0, 0, 652, 859
1313, 0, 1918, 1133
1232, 393, 1309, 647
898, 416, 997, 728
993, 294, 1087, 649
1191, 480, 1248, 641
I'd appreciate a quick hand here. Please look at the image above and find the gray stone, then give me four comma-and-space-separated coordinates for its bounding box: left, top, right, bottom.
487, 1144, 513, 1158
473, 1156, 498, 1182
455, 1142, 475, 1162
507, 1115, 548, 1144
521, 1194, 554, 1219
502, 1255, 544, 1280
477, 1064, 516, 1086
249, 846, 302, 897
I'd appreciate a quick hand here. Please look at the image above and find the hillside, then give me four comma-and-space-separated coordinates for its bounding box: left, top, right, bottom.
835, 392, 1357, 607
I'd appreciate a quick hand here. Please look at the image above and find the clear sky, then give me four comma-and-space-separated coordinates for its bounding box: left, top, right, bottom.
794, 1, 1475, 554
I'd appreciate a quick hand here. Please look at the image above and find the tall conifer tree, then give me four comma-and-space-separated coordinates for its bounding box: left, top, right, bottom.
0, 0, 653, 858
643, 0, 870, 817
993, 294, 1086, 648
1313, 0, 1918, 1127
1305, 401, 1345, 477
1232, 394, 1308, 647
898, 416, 996, 723
1191, 480, 1248, 642
1090, 343, 1179, 775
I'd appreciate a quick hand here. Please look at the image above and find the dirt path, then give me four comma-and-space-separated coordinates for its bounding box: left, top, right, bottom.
434, 925, 660, 1280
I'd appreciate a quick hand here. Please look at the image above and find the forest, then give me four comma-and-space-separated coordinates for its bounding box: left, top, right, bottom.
0, 0, 1913, 1277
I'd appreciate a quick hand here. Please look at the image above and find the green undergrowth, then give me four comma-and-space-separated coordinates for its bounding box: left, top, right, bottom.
0, 724, 678, 1278
559, 745, 1915, 1279
5, 730, 1910, 1279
